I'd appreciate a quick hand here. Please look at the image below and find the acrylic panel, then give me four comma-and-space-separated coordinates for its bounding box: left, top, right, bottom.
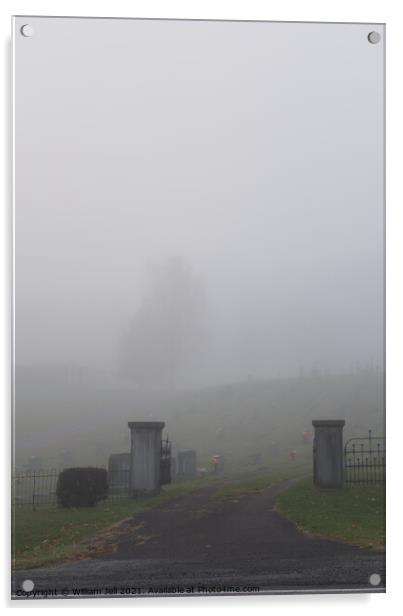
12, 16, 385, 598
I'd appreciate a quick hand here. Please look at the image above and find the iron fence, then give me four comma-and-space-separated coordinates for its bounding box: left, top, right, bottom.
12, 468, 131, 509
160, 436, 172, 485
344, 430, 385, 485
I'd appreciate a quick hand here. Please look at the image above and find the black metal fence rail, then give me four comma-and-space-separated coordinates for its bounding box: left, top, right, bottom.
344, 430, 386, 485
12, 468, 131, 509
12, 469, 59, 509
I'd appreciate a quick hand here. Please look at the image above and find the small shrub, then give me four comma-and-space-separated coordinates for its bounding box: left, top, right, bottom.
56, 467, 108, 508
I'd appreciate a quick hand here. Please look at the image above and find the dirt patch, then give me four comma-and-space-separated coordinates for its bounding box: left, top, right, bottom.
73, 518, 149, 560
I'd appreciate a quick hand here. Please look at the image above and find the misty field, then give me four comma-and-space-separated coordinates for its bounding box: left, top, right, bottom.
15, 370, 384, 472
276, 478, 385, 549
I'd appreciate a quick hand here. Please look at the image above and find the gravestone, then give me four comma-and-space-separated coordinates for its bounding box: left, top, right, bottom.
108, 453, 131, 487
177, 449, 197, 479
312, 420, 345, 488
128, 421, 165, 495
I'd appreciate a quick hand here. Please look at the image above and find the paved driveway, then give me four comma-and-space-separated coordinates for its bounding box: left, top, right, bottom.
13, 479, 385, 598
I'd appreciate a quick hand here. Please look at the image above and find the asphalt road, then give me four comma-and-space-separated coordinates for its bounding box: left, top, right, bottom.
12, 479, 385, 598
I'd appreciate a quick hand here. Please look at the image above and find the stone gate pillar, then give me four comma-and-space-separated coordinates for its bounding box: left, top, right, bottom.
128, 421, 165, 495
312, 420, 345, 488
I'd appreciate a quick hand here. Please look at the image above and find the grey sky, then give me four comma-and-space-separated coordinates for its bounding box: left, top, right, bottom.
14, 17, 384, 384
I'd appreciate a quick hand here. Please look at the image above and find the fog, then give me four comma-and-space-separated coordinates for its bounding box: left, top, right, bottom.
14, 18, 384, 467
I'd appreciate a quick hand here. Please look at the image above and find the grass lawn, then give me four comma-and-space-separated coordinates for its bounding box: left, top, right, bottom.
211, 462, 310, 501
12, 476, 221, 570
276, 478, 385, 549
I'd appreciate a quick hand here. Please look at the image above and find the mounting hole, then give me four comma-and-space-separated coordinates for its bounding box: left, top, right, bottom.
22, 579, 34, 592
369, 573, 381, 586
20, 24, 34, 38
368, 31, 381, 44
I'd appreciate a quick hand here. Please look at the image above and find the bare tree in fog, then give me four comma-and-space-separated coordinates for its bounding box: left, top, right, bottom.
119, 257, 206, 387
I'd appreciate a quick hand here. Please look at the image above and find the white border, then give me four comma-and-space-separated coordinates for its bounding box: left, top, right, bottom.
2, 1, 402, 614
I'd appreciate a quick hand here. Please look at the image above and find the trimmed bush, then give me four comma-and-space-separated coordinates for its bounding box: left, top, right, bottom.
56, 467, 108, 508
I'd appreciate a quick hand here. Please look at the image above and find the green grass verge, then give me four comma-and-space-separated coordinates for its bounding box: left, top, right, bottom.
276, 478, 385, 549
212, 463, 310, 501
12, 476, 221, 570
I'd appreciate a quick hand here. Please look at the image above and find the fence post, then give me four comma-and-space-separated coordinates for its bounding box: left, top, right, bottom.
312, 420, 345, 488
32, 472, 36, 511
